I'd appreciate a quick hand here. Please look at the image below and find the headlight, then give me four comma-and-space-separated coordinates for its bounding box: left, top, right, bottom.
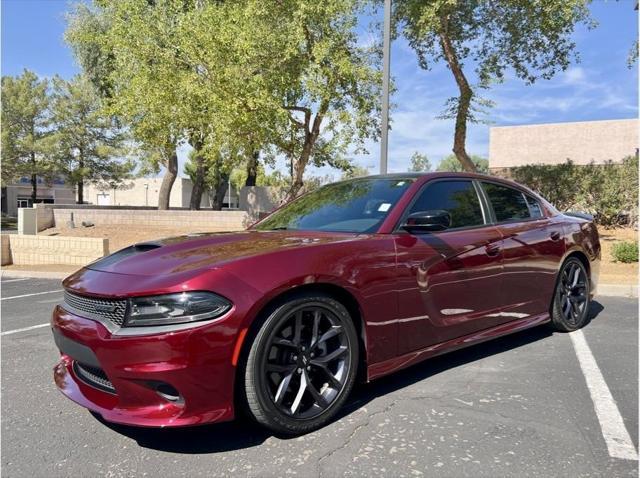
125, 292, 232, 327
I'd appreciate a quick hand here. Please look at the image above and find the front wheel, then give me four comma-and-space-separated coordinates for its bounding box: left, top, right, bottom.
243, 293, 359, 435
550, 257, 591, 332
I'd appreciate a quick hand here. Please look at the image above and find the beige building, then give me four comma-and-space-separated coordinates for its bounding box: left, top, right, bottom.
1, 178, 75, 217
83, 177, 239, 209
489, 118, 639, 173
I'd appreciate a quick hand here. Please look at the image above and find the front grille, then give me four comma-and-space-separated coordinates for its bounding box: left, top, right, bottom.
63, 291, 127, 327
73, 361, 116, 394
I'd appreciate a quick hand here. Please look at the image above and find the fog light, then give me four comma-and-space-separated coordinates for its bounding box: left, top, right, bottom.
154, 382, 182, 404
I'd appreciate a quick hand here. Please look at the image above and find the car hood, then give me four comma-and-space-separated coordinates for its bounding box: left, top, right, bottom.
86, 230, 358, 277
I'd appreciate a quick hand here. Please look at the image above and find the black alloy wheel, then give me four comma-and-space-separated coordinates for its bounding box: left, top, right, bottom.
550, 257, 590, 332
243, 293, 358, 435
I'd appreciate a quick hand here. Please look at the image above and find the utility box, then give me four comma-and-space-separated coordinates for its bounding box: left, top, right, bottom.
18, 207, 37, 235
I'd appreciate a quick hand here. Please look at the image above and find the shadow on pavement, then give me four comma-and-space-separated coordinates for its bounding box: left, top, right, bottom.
95, 301, 604, 453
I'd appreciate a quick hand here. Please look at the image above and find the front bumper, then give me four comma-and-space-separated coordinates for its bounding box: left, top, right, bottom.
52, 305, 238, 427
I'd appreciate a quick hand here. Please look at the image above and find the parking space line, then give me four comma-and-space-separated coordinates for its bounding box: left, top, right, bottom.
1, 278, 29, 283
1, 290, 63, 301
1, 323, 50, 336
570, 329, 638, 461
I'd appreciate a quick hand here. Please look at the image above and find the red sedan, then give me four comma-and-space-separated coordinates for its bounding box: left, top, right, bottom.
52, 173, 600, 435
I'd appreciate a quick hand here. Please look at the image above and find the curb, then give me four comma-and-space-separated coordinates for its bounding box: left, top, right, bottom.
1, 269, 71, 280
597, 284, 638, 299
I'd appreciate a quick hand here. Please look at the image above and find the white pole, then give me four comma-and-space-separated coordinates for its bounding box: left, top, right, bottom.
380, 0, 392, 174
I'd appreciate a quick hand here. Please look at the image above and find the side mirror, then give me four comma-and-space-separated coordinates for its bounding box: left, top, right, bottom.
402, 210, 451, 233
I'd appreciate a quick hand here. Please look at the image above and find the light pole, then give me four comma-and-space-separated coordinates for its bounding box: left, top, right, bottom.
380, 0, 391, 174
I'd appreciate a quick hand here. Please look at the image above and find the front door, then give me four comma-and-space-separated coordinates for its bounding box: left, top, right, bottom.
394, 179, 507, 355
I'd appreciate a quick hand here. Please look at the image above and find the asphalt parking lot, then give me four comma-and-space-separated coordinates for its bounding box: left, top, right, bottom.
1, 277, 638, 477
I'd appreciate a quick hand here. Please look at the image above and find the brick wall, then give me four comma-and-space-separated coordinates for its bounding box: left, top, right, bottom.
489, 118, 639, 169
8, 235, 108, 266
34, 203, 55, 231
49, 207, 249, 232
1, 234, 11, 266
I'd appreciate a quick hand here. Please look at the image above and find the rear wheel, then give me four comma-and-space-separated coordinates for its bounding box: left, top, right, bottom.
243, 293, 358, 435
550, 257, 590, 332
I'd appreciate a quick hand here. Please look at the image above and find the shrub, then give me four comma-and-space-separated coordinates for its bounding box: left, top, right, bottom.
510, 155, 639, 227
611, 241, 639, 263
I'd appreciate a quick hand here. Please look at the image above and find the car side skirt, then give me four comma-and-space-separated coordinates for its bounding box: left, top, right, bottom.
367, 312, 551, 381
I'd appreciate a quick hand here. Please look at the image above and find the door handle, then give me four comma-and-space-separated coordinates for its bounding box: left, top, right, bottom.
550, 231, 561, 241
485, 244, 501, 257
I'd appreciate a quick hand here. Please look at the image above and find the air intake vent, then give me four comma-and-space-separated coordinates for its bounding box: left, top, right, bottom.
87, 242, 162, 269
63, 291, 128, 327
73, 361, 116, 394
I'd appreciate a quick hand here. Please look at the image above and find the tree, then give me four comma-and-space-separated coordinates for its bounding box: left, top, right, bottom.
342, 165, 370, 179
409, 152, 431, 172
184, 145, 241, 210
1, 70, 54, 201
276, 2, 382, 201
66, 1, 184, 210
437, 154, 488, 173
395, 0, 593, 172
50, 75, 132, 204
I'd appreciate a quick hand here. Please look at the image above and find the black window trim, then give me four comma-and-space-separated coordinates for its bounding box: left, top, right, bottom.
478, 180, 548, 226
393, 178, 491, 234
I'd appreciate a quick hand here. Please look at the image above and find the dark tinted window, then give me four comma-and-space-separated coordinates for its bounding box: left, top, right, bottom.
409, 180, 484, 229
254, 178, 414, 233
525, 195, 543, 218
483, 182, 530, 222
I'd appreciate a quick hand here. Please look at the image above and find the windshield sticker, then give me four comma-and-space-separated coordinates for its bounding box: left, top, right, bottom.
378, 203, 391, 212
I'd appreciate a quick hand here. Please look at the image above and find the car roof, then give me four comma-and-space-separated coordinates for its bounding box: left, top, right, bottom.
363, 172, 549, 203
365, 171, 505, 182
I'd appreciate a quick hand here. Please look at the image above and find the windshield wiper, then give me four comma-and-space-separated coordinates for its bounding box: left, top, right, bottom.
268, 226, 289, 230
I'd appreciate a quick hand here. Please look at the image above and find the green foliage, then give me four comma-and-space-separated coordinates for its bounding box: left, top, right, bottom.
66, 0, 380, 204
342, 165, 370, 179
511, 156, 639, 226
628, 40, 639, 69
408, 152, 431, 172
396, 0, 593, 85
1, 70, 55, 191
436, 154, 488, 173
50, 75, 133, 202
611, 241, 639, 263
395, 0, 593, 171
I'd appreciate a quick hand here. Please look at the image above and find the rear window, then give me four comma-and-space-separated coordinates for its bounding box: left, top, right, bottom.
482, 182, 530, 222
525, 195, 543, 219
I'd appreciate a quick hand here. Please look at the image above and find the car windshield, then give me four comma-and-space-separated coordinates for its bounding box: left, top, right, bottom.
254, 178, 415, 233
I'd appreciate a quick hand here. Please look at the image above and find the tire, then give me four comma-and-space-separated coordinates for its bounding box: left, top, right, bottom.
550, 257, 591, 332
242, 292, 359, 435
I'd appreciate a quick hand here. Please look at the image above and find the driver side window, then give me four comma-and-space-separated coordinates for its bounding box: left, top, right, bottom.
409, 180, 485, 229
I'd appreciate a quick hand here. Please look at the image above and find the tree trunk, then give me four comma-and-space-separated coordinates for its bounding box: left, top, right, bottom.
284, 106, 327, 202
212, 172, 229, 210
77, 180, 84, 204
189, 148, 206, 210
77, 153, 84, 204
158, 147, 178, 210
30, 151, 37, 203
287, 147, 309, 202
438, 16, 477, 173
245, 151, 259, 186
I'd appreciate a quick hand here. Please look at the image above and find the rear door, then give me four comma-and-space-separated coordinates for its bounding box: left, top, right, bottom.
480, 181, 565, 318
394, 179, 508, 355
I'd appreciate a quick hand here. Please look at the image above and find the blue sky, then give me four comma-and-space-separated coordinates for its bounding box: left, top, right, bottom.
2, 0, 638, 177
